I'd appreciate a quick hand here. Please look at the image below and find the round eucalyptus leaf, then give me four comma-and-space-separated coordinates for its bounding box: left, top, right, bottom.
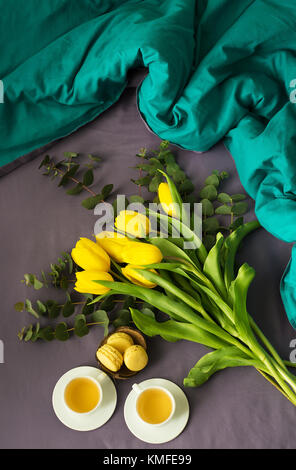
215, 204, 232, 215
217, 193, 232, 204
231, 202, 248, 216
199, 185, 217, 201
55, 322, 70, 341
205, 174, 220, 187
203, 216, 220, 233
201, 199, 214, 216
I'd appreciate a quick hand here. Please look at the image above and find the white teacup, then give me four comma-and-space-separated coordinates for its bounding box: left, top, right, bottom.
63, 375, 103, 415
132, 383, 176, 426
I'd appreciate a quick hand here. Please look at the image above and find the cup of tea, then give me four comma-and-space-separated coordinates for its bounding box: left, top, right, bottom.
63, 375, 103, 415
132, 383, 175, 426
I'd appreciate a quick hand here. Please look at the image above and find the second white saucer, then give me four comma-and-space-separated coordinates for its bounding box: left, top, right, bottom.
124, 378, 189, 444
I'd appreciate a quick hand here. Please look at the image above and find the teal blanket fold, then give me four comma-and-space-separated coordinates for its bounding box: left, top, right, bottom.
1, 0, 296, 326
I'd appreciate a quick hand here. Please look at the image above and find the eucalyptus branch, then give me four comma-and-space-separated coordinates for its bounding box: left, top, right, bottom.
39, 152, 113, 210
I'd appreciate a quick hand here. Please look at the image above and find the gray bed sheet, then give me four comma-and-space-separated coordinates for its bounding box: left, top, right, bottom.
1, 76, 296, 449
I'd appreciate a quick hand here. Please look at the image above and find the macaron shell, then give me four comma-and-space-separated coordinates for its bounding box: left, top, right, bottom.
124, 345, 148, 372
107, 332, 134, 354
96, 344, 123, 372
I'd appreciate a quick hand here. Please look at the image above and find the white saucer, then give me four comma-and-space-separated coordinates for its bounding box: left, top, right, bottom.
124, 378, 189, 444
52, 366, 117, 431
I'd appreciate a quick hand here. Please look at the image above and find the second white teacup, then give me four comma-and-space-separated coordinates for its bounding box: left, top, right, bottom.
132, 383, 175, 426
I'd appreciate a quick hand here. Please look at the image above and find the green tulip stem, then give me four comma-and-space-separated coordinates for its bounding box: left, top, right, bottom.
256, 369, 293, 404
147, 209, 207, 263
110, 269, 128, 283
249, 316, 296, 391
284, 361, 296, 368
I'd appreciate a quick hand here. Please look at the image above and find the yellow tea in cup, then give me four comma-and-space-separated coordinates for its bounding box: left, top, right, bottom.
64, 377, 100, 413
136, 388, 173, 424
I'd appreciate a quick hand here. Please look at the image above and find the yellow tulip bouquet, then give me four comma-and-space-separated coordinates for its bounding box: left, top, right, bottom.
70, 172, 296, 406
16, 142, 296, 406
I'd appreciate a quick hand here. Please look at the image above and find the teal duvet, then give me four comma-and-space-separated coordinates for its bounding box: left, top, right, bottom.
1, 0, 296, 326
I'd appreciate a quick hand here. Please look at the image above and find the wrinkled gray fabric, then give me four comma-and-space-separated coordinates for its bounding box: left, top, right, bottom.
0, 78, 296, 449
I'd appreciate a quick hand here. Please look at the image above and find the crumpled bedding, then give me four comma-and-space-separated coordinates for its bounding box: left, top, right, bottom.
1, 0, 296, 325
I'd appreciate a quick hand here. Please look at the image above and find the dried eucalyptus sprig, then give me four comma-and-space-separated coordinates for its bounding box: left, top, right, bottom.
39, 152, 113, 210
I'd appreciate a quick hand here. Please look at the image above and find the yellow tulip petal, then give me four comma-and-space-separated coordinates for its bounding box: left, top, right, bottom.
122, 265, 157, 288
115, 210, 151, 238
96, 231, 127, 242
158, 182, 178, 218
74, 271, 113, 295
121, 242, 163, 265
96, 231, 131, 263
71, 237, 110, 271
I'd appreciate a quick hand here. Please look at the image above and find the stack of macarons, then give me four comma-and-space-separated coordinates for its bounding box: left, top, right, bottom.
96, 332, 148, 373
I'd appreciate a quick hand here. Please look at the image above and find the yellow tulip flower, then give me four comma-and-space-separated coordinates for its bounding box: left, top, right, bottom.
121, 242, 163, 265
122, 265, 157, 288
74, 270, 114, 295
115, 210, 151, 238
71, 237, 110, 272
95, 231, 130, 263
158, 182, 179, 218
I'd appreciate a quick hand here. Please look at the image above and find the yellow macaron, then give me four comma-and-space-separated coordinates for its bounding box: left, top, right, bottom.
96, 344, 123, 372
124, 345, 148, 372
106, 332, 134, 354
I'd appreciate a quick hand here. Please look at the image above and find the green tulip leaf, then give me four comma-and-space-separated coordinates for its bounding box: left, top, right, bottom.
222, 220, 261, 289
130, 308, 229, 350
149, 237, 193, 266
229, 263, 257, 345
203, 233, 227, 299
184, 347, 265, 387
